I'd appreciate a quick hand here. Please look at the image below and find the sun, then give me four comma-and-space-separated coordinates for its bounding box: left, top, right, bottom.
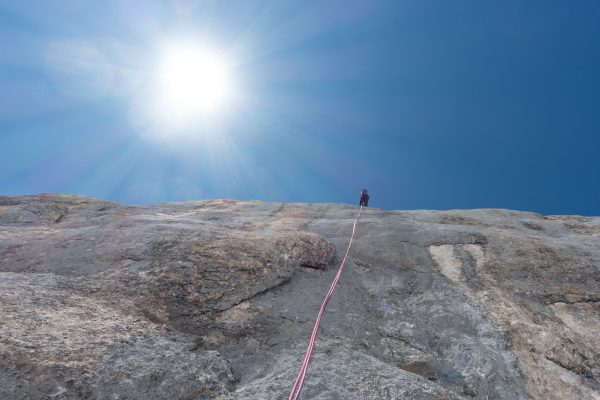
157, 42, 232, 120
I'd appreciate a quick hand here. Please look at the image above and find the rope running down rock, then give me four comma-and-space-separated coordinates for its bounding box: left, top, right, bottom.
288, 205, 364, 400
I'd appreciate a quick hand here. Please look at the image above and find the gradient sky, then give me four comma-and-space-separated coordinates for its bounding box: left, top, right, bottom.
1, 1, 599, 215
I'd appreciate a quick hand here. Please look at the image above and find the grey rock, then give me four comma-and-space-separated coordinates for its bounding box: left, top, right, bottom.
1, 194, 599, 399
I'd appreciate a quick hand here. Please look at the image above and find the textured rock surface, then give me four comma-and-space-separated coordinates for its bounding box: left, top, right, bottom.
1, 194, 599, 399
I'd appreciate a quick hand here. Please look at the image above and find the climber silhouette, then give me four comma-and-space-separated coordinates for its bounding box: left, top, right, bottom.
359, 189, 369, 207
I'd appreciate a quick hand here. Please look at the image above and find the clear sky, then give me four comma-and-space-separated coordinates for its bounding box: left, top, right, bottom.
1, 1, 599, 215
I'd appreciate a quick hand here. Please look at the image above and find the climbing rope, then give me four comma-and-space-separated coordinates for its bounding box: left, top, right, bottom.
288, 205, 364, 400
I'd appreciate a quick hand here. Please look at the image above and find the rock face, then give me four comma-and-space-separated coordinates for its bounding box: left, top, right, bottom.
1, 194, 599, 399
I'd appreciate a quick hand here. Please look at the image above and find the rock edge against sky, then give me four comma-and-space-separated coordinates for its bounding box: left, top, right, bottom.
1, 194, 599, 399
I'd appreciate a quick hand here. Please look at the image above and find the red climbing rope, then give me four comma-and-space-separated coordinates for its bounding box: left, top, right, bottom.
288, 205, 364, 400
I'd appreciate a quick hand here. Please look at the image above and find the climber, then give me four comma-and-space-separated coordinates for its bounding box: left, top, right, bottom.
359, 189, 369, 207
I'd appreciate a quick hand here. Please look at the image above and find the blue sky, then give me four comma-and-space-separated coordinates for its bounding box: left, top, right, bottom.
1, 1, 599, 215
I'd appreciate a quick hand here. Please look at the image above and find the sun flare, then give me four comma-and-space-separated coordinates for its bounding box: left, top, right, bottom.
157, 43, 232, 120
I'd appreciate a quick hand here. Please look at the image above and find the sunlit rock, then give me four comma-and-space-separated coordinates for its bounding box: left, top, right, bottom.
1, 195, 599, 399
